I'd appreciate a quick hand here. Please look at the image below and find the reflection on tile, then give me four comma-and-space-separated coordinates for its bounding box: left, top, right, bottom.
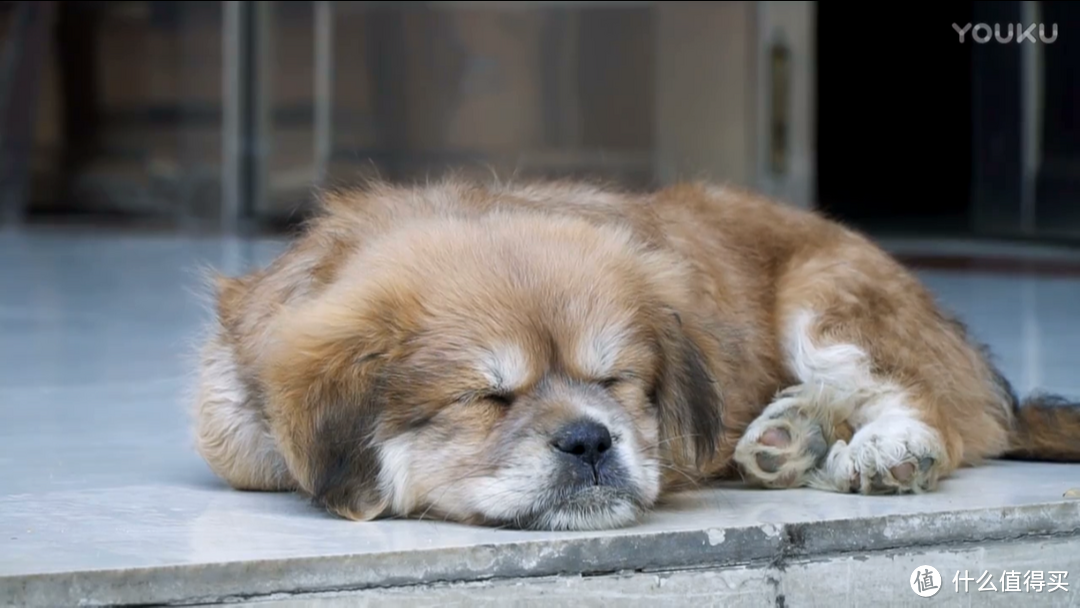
1, 228, 1079, 582
913, 271, 1080, 398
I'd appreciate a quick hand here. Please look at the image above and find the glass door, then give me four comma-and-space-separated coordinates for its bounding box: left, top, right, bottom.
1032, 0, 1080, 239
972, 0, 1080, 242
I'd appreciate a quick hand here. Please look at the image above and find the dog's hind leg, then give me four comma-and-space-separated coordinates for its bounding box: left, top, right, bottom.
733, 236, 1014, 494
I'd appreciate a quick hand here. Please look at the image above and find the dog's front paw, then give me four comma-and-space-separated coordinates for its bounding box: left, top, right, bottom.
808, 414, 946, 495
734, 386, 831, 489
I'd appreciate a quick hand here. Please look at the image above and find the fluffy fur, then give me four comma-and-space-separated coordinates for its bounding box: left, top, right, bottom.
191, 177, 1080, 531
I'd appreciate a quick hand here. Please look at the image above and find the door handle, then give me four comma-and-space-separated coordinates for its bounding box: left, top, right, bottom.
769, 36, 791, 176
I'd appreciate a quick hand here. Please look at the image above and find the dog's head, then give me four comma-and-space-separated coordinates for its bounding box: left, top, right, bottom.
260, 212, 722, 531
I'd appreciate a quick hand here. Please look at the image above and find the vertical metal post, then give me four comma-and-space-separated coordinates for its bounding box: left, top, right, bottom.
314, 0, 334, 187
221, 0, 246, 234
253, 0, 274, 220
1019, 0, 1041, 236
221, 0, 272, 234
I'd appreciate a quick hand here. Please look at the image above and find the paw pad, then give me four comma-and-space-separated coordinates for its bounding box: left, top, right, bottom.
734, 397, 833, 489
847, 451, 940, 495
760, 427, 790, 448
890, 462, 915, 483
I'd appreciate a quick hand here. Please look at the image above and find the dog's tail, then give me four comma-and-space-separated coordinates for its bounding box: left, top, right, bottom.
1003, 393, 1080, 462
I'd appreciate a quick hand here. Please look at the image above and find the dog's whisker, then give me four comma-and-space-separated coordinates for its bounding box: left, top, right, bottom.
414, 465, 497, 523
640, 433, 702, 451
657, 464, 706, 490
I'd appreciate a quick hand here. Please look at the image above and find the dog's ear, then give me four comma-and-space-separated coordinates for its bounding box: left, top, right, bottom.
301, 364, 391, 521
261, 300, 395, 522
653, 309, 723, 469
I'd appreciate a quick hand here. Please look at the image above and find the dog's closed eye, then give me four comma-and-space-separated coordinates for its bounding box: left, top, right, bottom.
598, 371, 640, 390
484, 391, 516, 407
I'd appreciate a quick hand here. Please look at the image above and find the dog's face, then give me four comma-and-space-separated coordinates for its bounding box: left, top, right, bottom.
261, 213, 722, 531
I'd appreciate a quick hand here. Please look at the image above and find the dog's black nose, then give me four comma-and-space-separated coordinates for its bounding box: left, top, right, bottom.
553, 418, 613, 465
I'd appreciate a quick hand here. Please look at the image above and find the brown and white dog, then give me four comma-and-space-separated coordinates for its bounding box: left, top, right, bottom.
191, 178, 1080, 531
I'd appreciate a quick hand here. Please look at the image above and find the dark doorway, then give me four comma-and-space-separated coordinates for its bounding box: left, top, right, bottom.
815, 3, 975, 237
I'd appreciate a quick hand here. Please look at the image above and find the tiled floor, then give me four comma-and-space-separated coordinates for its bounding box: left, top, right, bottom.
1, 227, 1079, 605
